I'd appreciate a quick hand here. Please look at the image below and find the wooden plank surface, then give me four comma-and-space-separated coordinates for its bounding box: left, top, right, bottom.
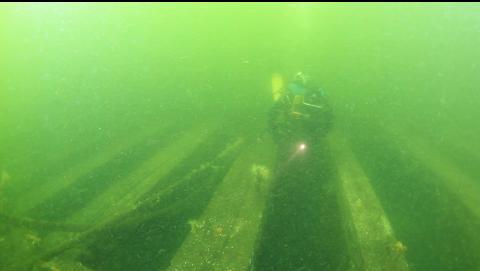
330, 131, 410, 271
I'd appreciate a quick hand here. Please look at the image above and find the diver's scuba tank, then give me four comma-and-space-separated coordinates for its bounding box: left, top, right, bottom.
271, 73, 285, 102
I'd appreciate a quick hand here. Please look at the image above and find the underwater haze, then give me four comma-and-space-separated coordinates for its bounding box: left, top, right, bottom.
1, 3, 480, 271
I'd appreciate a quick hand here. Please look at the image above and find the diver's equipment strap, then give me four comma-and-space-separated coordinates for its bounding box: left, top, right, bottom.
302, 102, 323, 109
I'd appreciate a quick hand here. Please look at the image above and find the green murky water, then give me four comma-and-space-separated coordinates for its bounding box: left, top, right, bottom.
1, 3, 480, 271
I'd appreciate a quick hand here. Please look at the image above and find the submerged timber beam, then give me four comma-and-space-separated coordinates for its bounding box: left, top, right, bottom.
168, 136, 275, 271
15, 136, 245, 271
0, 124, 219, 270
389, 127, 480, 220
68, 123, 218, 225
0, 212, 88, 232
329, 132, 410, 271
15, 125, 165, 215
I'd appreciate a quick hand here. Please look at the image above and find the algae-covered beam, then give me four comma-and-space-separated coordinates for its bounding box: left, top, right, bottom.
0, 212, 89, 232
15, 137, 245, 271
68, 123, 218, 225
1, 124, 218, 269
168, 136, 275, 271
389, 127, 480, 220
329, 132, 410, 271
14, 125, 166, 215
2, 124, 188, 270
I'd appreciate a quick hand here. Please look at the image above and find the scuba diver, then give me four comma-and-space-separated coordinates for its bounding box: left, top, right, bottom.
268, 71, 334, 163
253, 72, 344, 270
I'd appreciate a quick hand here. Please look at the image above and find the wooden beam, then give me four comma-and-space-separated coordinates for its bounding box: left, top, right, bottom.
14, 125, 164, 215
168, 136, 275, 271
13, 136, 245, 271
329, 132, 410, 271
389, 127, 480, 220
68, 123, 218, 225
